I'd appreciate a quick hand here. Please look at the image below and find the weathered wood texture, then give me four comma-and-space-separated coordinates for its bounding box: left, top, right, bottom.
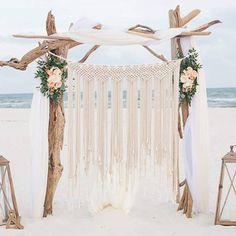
177, 181, 193, 217
192, 20, 222, 32
0, 39, 80, 70
169, 5, 193, 218
43, 11, 68, 217
43, 15, 102, 217
214, 158, 225, 225
79, 45, 100, 63
0, 23, 104, 71
142, 46, 168, 62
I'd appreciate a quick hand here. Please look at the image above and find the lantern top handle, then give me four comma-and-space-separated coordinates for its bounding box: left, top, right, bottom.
222, 145, 236, 161
230, 145, 236, 153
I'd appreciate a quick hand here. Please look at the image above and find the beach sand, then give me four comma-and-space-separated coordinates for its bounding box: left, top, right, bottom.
0, 108, 236, 235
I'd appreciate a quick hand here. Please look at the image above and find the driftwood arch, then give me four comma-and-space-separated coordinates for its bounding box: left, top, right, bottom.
0, 5, 221, 218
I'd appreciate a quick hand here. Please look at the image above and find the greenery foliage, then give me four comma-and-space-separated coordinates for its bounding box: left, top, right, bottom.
35, 54, 67, 102
178, 48, 202, 104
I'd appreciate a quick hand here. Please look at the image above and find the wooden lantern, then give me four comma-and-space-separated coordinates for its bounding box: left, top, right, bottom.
215, 145, 236, 226
0, 156, 23, 229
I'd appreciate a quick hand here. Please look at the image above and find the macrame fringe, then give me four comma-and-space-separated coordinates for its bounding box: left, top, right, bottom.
67, 61, 181, 212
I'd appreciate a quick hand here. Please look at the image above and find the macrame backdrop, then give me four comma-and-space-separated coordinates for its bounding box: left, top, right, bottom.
67, 60, 181, 213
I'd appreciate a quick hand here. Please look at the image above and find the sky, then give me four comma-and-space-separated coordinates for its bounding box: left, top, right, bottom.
0, 0, 235, 93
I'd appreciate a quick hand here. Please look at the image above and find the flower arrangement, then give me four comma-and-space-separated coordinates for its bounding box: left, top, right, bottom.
35, 54, 67, 102
178, 48, 202, 104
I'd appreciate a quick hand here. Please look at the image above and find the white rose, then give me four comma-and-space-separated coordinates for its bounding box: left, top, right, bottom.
180, 74, 188, 83
183, 79, 193, 91
47, 74, 61, 84
53, 68, 62, 77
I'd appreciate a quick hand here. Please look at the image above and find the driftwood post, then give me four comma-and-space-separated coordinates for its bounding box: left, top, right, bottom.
169, 5, 194, 218
168, 5, 221, 218
43, 12, 68, 217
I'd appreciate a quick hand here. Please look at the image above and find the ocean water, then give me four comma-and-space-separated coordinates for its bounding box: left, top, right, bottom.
0, 88, 235, 108
207, 88, 236, 108
0, 93, 33, 109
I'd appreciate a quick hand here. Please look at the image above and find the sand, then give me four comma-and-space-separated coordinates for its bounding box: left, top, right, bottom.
0, 108, 236, 235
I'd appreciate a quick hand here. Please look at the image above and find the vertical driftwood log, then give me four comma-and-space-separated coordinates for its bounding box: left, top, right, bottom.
43, 11, 68, 217
169, 5, 193, 218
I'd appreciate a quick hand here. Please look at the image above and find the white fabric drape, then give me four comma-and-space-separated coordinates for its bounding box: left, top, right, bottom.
67, 61, 181, 213
53, 28, 184, 46
30, 79, 49, 218
180, 37, 209, 213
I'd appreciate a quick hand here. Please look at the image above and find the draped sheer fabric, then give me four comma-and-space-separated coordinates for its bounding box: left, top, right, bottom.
30, 78, 49, 218
180, 37, 209, 213
67, 61, 181, 213
53, 28, 184, 46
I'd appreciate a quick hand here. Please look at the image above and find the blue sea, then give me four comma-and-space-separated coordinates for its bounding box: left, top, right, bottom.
0, 88, 235, 108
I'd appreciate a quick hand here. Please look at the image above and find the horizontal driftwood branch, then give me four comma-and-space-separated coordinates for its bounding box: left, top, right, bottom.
13, 34, 73, 41
0, 39, 80, 70
180, 31, 211, 36
128, 24, 156, 34
142, 45, 168, 62
0, 13, 221, 71
0, 22, 102, 71
79, 45, 100, 63
192, 20, 222, 32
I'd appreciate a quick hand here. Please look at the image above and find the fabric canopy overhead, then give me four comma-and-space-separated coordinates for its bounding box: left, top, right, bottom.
50, 18, 184, 46
53, 28, 183, 46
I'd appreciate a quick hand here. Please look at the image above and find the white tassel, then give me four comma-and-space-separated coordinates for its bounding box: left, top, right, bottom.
67, 61, 181, 212
81, 77, 95, 177
111, 78, 123, 182
97, 78, 106, 183
126, 77, 138, 191
74, 70, 81, 205
154, 78, 161, 166
140, 78, 151, 176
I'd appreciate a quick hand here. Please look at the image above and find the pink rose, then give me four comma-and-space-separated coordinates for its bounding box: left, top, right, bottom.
190, 70, 198, 80
47, 67, 62, 83
183, 69, 190, 77
184, 67, 192, 76
183, 67, 198, 80
48, 81, 56, 88
46, 69, 54, 77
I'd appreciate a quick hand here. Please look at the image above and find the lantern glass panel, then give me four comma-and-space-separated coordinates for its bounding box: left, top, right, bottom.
219, 162, 236, 222
0, 166, 12, 225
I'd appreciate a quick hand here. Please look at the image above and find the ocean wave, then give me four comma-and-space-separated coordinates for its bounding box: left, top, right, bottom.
0, 88, 236, 108
208, 98, 236, 102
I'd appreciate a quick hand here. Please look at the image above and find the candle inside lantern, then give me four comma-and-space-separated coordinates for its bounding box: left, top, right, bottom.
0, 213, 2, 225
0, 202, 3, 225
229, 210, 236, 221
